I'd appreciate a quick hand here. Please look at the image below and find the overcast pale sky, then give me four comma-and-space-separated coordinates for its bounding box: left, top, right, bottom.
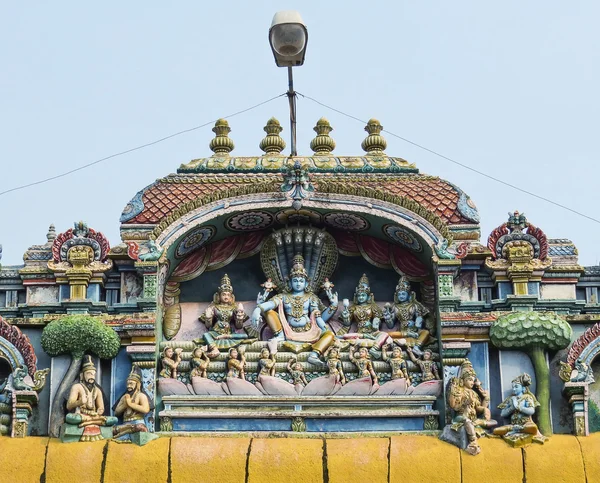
1, 2, 598, 266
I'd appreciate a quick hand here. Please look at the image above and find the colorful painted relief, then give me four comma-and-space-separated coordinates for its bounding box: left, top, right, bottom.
0, 116, 597, 472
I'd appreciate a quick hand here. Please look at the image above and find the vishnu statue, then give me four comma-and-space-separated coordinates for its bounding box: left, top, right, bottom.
252, 254, 338, 366
338, 274, 390, 350
383, 275, 432, 354
64, 355, 117, 442
198, 274, 253, 349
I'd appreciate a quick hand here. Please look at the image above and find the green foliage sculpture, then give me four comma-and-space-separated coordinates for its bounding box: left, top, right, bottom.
490, 311, 572, 436
41, 314, 120, 437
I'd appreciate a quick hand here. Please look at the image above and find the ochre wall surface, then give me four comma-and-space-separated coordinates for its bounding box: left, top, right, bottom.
0, 434, 597, 483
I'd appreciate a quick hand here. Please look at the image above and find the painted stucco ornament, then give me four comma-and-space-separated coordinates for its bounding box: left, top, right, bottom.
196, 274, 253, 349
440, 360, 497, 455
62, 355, 118, 442
112, 366, 158, 446
493, 373, 546, 447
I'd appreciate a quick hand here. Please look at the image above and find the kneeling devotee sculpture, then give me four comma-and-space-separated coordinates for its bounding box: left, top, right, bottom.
493, 373, 546, 447
252, 255, 338, 366
113, 366, 157, 445
62, 355, 117, 442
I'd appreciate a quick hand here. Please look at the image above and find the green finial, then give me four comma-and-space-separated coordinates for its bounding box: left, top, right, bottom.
361, 118, 387, 154
259, 117, 286, 155
310, 117, 336, 154
209, 119, 234, 155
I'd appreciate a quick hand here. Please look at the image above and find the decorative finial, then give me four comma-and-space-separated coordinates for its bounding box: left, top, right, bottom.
46, 224, 56, 243
259, 117, 286, 154
209, 119, 234, 155
310, 118, 336, 154
361, 118, 387, 154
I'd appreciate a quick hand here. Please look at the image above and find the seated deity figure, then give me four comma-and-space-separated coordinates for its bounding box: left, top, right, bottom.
251, 254, 339, 366
112, 366, 154, 443
338, 274, 390, 350
198, 274, 252, 349
383, 276, 432, 354
64, 355, 117, 442
493, 373, 545, 446
406, 347, 440, 382
444, 360, 497, 455
382, 344, 411, 382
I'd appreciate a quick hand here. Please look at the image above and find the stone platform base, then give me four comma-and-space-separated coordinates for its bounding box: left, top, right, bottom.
159, 395, 439, 432
60, 423, 113, 443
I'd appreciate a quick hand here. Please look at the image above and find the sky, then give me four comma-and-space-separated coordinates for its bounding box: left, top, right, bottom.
0, 2, 599, 266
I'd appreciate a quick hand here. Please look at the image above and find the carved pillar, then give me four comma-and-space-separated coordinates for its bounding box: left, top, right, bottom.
563, 382, 588, 436
135, 261, 158, 311
12, 391, 39, 437
436, 260, 461, 312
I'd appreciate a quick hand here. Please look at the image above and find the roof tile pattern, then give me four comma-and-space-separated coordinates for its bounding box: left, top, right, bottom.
124, 173, 474, 225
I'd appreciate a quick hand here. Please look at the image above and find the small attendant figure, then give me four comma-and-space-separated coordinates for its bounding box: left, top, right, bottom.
406, 347, 440, 382
227, 347, 247, 380
287, 357, 308, 388
159, 347, 183, 379
349, 346, 379, 388
257, 347, 277, 377
325, 347, 346, 385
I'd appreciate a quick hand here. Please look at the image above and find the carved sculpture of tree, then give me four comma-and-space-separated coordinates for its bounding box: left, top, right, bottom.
490, 311, 572, 436
41, 315, 120, 437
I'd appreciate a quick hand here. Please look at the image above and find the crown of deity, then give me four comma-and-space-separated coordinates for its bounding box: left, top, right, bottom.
289, 254, 309, 279
218, 274, 233, 293
355, 273, 371, 294
81, 354, 96, 373
127, 365, 143, 385
459, 360, 477, 380
395, 275, 411, 292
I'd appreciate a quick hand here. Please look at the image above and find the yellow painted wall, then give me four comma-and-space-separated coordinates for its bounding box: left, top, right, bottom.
0, 434, 595, 483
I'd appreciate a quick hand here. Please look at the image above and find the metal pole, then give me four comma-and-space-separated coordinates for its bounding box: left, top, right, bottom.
287, 66, 297, 157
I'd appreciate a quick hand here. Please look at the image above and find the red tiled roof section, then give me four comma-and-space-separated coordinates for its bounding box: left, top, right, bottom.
127, 179, 242, 224
126, 174, 474, 225
345, 177, 470, 224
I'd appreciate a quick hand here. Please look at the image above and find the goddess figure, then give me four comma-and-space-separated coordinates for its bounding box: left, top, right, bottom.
383, 276, 432, 353
338, 274, 390, 350
445, 360, 497, 455
251, 255, 338, 366
493, 373, 545, 445
198, 274, 251, 349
